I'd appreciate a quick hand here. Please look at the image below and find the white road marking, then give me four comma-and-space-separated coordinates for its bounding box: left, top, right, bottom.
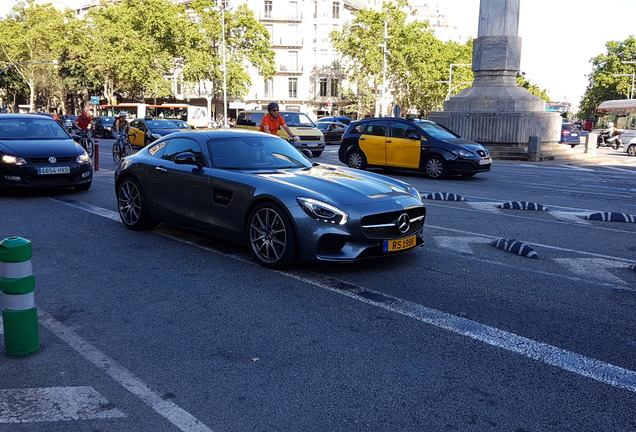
49, 198, 120, 221
464, 201, 503, 213
0, 386, 125, 423
47, 199, 636, 399
548, 211, 593, 225
602, 166, 636, 173
38, 311, 214, 432
556, 164, 595, 171
553, 258, 631, 286
433, 236, 493, 254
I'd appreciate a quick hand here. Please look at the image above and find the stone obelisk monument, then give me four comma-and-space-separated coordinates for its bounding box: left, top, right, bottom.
429, 0, 562, 160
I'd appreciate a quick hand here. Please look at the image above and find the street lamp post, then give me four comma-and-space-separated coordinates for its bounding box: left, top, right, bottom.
376, 20, 391, 116
220, 3, 228, 127
447, 63, 471, 101
620, 60, 636, 99
0, 60, 58, 75
613, 73, 635, 99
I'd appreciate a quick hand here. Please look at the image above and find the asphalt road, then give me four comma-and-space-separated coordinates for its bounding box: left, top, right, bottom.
1, 140, 635, 431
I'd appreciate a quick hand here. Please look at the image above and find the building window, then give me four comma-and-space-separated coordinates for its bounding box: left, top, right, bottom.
332, 1, 340, 19
289, 51, 298, 71
330, 78, 339, 97
265, 24, 274, 44
289, 78, 298, 98
319, 78, 328, 97
313, 1, 317, 18
264, 0, 272, 18
264, 78, 273, 98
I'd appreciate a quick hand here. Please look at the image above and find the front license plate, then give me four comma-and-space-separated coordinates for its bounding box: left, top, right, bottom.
384, 235, 417, 252
38, 166, 70, 175
479, 158, 492, 165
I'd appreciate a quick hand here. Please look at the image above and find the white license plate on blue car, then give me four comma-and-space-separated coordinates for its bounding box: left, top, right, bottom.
479, 158, 492, 165
38, 166, 70, 175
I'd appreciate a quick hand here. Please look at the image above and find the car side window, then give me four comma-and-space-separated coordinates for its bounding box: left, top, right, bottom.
364, 121, 388, 137
161, 138, 205, 165
390, 122, 420, 140
148, 140, 168, 158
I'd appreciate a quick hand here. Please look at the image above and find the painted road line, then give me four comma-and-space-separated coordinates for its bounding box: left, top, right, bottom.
50, 199, 636, 395
0, 386, 125, 423
39, 310, 214, 432
553, 258, 632, 286
282, 271, 636, 394
50, 197, 120, 222
433, 236, 493, 254
464, 201, 503, 213
548, 211, 593, 225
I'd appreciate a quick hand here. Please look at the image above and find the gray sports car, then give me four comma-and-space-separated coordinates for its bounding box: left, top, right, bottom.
114, 129, 426, 268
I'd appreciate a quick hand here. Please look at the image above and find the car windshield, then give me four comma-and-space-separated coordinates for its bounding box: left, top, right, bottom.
316, 123, 329, 131
147, 120, 178, 129
414, 120, 461, 140
281, 113, 315, 127
0, 118, 69, 140
209, 135, 312, 170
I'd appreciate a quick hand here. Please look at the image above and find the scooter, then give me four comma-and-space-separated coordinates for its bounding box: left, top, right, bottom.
597, 129, 623, 149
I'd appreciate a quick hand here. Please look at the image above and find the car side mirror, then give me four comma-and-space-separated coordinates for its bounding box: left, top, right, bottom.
300, 149, 313, 159
174, 151, 201, 167
407, 133, 421, 140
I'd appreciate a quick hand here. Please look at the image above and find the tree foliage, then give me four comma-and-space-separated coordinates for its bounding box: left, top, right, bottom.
330, 1, 473, 117
579, 36, 636, 119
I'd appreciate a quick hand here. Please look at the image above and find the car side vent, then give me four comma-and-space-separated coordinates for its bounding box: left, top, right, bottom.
213, 189, 233, 205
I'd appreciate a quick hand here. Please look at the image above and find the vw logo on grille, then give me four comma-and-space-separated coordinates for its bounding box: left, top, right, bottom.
48, 156, 57, 164
396, 213, 410, 234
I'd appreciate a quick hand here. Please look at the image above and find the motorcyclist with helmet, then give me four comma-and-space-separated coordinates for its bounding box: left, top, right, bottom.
598, 121, 621, 149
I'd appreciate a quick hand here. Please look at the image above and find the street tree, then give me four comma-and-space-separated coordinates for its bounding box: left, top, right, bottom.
184, 0, 276, 106
0, 0, 67, 112
330, 1, 473, 117
579, 36, 636, 118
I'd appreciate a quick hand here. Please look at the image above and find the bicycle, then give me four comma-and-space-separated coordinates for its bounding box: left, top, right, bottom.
112, 131, 134, 164
78, 128, 94, 158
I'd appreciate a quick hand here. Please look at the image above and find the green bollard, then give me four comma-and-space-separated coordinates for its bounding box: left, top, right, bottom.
0, 236, 39, 357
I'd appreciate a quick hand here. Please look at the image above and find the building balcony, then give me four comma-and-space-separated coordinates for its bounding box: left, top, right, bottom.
272, 38, 304, 48
259, 12, 303, 22
278, 64, 304, 74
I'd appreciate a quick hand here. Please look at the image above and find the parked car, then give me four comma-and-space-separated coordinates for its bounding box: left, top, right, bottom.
338, 117, 491, 179
94, 116, 116, 138
316, 120, 347, 144
317, 116, 352, 125
559, 123, 581, 147
0, 114, 92, 192
235, 110, 326, 156
172, 119, 194, 130
129, 118, 181, 148
114, 129, 425, 268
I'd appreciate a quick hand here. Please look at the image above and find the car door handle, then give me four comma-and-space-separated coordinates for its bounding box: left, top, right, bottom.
386, 140, 392, 143
155, 166, 168, 173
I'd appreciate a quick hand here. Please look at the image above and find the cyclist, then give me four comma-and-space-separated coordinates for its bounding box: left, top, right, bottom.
113, 111, 130, 141
75, 111, 92, 133
259, 102, 298, 141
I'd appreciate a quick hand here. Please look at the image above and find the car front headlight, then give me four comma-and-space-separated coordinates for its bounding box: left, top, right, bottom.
76, 153, 91, 163
297, 197, 348, 225
409, 186, 422, 203
2, 154, 27, 166
455, 149, 474, 158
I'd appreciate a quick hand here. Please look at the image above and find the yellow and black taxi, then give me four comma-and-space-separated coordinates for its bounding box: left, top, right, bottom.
338, 117, 492, 179
129, 118, 181, 148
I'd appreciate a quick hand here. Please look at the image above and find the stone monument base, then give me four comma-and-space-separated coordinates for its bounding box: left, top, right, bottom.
429, 110, 563, 160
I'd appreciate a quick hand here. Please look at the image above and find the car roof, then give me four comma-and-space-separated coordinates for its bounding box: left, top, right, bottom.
0, 113, 57, 121
158, 128, 272, 140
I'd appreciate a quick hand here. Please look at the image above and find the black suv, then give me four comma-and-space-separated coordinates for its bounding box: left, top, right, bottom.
338, 117, 491, 179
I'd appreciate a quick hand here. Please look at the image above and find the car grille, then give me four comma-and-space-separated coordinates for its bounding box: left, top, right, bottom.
361, 206, 426, 239
28, 156, 76, 163
476, 149, 489, 157
298, 135, 323, 141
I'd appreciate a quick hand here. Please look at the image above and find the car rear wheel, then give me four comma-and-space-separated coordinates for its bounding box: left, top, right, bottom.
424, 155, 447, 179
248, 202, 298, 269
628, 144, 636, 156
117, 177, 156, 230
347, 150, 367, 170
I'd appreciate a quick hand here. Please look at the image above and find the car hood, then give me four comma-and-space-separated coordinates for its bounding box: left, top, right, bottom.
0, 139, 83, 157
256, 164, 419, 205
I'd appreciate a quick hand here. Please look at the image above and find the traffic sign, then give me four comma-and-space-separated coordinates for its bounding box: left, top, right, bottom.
90, 96, 99, 104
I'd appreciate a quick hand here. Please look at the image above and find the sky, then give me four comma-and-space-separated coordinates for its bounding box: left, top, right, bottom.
1, 0, 635, 110
441, 0, 636, 109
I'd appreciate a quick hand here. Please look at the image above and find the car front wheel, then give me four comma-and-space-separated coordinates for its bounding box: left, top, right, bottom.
248, 202, 298, 269
628, 144, 636, 156
424, 155, 447, 179
347, 150, 367, 170
117, 177, 156, 230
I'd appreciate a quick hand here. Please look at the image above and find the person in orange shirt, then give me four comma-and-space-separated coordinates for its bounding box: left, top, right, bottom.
259, 102, 298, 141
